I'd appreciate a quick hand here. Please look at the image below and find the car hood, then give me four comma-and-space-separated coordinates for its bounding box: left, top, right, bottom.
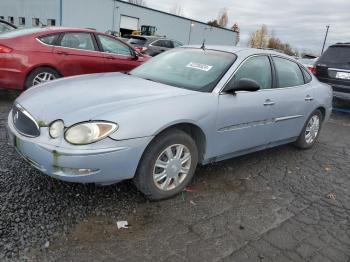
16, 73, 195, 126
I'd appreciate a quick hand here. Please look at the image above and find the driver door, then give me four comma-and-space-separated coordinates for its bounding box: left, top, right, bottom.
214, 55, 275, 157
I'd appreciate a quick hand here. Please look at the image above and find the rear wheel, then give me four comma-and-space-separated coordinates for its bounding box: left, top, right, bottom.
294, 109, 323, 149
134, 129, 198, 200
25, 67, 60, 89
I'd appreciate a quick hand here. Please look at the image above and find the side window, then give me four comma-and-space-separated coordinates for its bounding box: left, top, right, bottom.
151, 40, 163, 47
230, 56, 272, 90
273, 57, 305, 88
60, 32, 95, 51
164, 40, 174, 48
97, 35, 131, 56
38, 34, 59, 45
173, 41, 183, 48
301, 66, 312, 83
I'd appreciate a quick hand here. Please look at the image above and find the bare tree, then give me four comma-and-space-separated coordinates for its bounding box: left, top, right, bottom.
231, 23, 240, 45
169, 4, 184, 16
217, 8, 228, 28
248, 24, 268, 48
128, 0, 147, 6
207, 20, 219, 27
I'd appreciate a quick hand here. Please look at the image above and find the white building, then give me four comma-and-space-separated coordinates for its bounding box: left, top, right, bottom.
0, 0, 237, 45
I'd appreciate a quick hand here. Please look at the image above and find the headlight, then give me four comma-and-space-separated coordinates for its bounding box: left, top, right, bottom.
49, 120, 65, 138
64, 122, 118, 145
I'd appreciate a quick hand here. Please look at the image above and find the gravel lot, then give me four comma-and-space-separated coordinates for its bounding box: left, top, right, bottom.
0, 89, 349, 262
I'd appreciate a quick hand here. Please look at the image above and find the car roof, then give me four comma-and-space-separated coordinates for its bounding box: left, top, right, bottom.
182, 45, 293, 58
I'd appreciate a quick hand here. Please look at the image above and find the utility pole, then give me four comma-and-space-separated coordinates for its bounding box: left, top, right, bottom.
321, 25, 330, 55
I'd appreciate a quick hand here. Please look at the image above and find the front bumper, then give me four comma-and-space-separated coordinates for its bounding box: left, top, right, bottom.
7, 113, 153, 184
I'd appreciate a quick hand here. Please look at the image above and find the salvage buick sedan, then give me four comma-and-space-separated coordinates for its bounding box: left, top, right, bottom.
7, 47, 333, 200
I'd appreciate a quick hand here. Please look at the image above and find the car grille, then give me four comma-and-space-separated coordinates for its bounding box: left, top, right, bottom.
12, 104, 40, 137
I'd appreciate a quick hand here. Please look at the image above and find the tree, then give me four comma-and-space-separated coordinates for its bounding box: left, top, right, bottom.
207, 20, 219, 27
248, 24, 268, 48
169, 4, 184, 16
231, 23, 240, 45
128, 0, 146, 6
217, 8, 228, 28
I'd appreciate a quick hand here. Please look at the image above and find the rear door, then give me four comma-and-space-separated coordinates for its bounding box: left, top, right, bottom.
315, 45, 350, 94
53, 32, 105, 76
96, 34, 142, 72
266, 56, 317, 143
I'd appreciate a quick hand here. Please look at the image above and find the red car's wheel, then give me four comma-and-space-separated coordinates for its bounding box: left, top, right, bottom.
25, 67, 61, 89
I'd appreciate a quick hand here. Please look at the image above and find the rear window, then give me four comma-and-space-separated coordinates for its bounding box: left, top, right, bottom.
318, 46, 350, 66
128, 37, 147, 46
0, 27, 43, 38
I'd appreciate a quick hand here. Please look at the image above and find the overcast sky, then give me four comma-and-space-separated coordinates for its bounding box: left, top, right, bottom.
145, 0, 350, 55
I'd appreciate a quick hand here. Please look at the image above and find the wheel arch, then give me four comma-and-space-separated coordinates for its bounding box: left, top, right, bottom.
152, 122, 207, 163
316, 106, 326, 121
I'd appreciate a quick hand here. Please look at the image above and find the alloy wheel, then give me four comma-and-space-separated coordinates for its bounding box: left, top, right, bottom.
32, 72, 56, 86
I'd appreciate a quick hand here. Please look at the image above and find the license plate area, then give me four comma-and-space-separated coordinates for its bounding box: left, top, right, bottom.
335, 71, 350, 80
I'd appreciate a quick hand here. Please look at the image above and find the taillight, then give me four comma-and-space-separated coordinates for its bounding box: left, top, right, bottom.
307, 65, 316, 74
0, 45, 13, 53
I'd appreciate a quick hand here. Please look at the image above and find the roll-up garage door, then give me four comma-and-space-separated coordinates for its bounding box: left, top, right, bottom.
120, 15, 139, 30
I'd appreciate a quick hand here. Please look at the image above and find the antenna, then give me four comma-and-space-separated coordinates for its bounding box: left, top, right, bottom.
201, 39, 206, 50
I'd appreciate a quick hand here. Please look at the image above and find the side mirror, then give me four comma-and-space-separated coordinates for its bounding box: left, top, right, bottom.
224, 78, 260, 93
130, 49, 139, 60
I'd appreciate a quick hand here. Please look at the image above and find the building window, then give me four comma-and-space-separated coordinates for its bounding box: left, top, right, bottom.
19, 17, 25, 26
47, 19, 56, 26
8, 16, 14, 24
32, 18, 40, 27
0, 16, 4, 20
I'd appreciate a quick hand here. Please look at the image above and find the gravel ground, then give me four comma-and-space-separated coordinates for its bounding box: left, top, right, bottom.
0, 89, 349, 262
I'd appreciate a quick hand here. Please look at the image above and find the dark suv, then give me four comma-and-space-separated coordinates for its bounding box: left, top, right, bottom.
128, 36, 182, 56
315, 43, 350, 101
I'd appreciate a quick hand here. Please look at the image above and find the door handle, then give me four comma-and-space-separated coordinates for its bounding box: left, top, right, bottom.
305, 95, 314, 101
263, 99, 275, 106
55, 51, 68, 55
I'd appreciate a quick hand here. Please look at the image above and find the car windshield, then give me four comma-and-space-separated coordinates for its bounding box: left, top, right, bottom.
130, 48, 236, 92
0, 27, 43, 38
318, 46, 350, 66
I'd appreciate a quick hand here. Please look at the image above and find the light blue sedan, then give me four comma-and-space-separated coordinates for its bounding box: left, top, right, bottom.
7, 46, 333, 200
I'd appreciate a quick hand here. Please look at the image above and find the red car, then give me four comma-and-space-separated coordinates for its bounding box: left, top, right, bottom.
0, 27, 149, 90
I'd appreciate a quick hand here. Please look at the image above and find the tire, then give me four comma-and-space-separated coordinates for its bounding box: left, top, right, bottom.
24, 67, 61, 89
134, 129, 198, 200
294, 109, 323, 149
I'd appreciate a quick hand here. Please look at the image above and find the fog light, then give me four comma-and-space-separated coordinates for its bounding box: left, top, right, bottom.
60, 167, 99, 176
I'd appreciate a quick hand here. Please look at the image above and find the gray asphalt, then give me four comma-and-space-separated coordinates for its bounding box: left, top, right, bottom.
0, 89, 349, 262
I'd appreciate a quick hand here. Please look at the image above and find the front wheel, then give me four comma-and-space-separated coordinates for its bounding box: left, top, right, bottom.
134, 129, 198, 200
294, 109, 323, 149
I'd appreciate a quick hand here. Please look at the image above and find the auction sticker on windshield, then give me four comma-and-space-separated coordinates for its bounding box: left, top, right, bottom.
186, 62, 213, 72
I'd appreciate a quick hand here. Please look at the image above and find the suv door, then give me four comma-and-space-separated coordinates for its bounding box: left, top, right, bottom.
53, 32, 105, 76
96, 34, 143, 72
215, 55, 274, 157
266, 56, 317, 143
